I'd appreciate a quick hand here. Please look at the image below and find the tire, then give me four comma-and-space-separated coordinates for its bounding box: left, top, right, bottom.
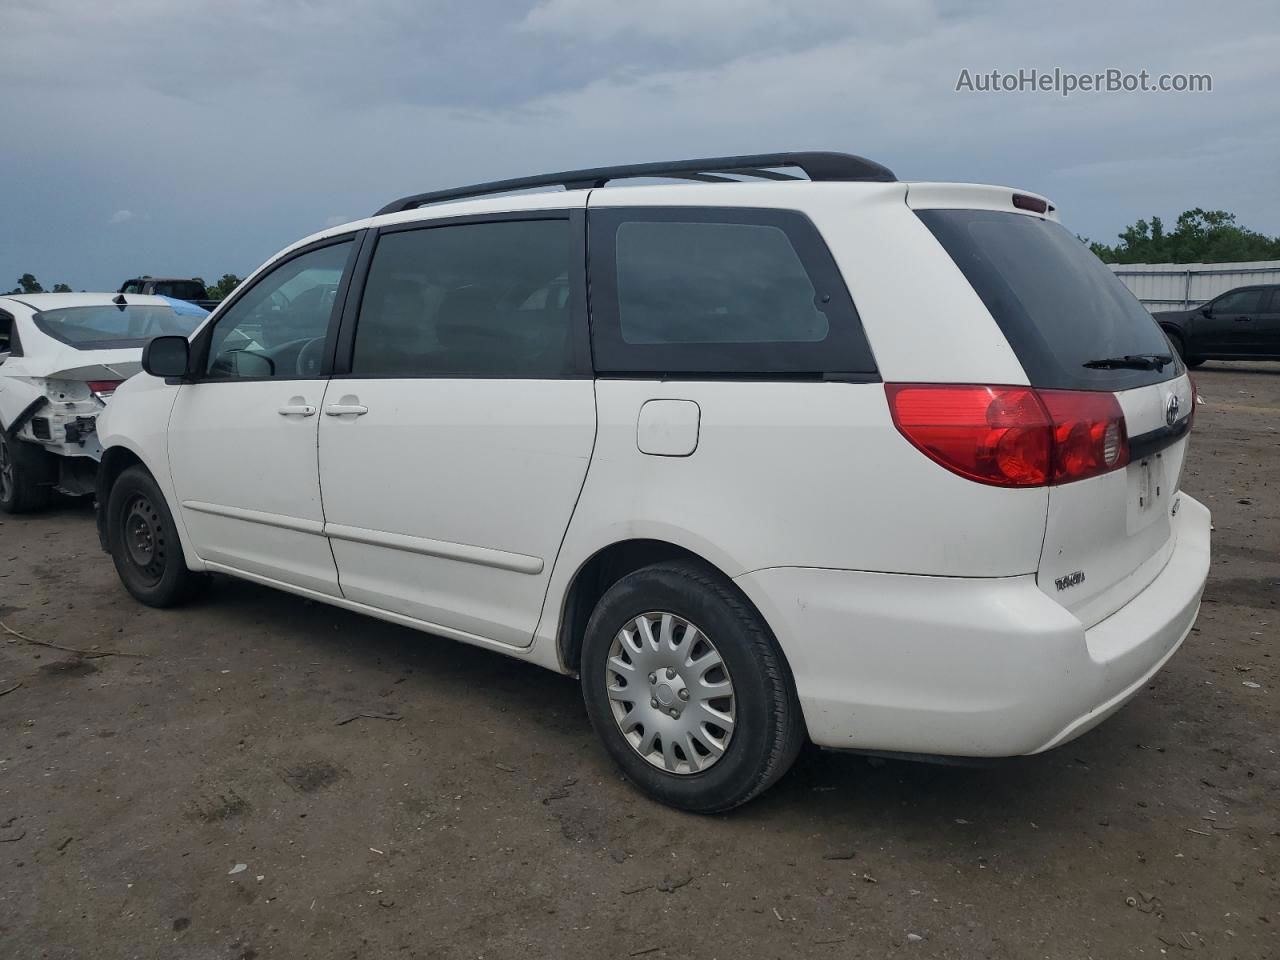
1167, 330, 1205, 369
580, 560, 805, 813
105, 464, 208, 607
0, 431, 52, 514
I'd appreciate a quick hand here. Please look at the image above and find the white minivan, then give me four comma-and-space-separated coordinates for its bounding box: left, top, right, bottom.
95, 153, 1210, 811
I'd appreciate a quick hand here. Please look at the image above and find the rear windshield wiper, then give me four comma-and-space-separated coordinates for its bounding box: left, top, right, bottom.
1082, 353, 1174, 371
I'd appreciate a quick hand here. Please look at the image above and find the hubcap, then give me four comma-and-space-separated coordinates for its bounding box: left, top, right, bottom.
122, 494, 166, 584
0, 435, 13, 502
605, 612, 736, 775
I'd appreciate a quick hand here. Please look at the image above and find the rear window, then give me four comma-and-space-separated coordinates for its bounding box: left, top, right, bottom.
918, 209, 1179, 390
152, 280, 206, 301
589, 207, 878, 379
33, 304, 204, 350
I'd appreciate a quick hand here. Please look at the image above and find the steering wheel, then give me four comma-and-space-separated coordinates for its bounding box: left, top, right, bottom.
295, 337, 327, 377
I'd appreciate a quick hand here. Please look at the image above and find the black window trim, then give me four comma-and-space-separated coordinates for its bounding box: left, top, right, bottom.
586, 205, 880, 383
0, 308, 17, 358
329, 209, 592, 381
186, 231, 364, 384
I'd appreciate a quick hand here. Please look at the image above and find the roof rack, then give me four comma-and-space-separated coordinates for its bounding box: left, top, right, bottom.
374, 151, 896, 216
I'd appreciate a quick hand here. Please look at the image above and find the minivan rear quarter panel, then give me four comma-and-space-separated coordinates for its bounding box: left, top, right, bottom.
555, 378, 1049, 579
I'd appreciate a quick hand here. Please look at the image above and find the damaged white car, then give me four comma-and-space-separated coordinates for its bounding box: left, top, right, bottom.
0, 293, 205, 512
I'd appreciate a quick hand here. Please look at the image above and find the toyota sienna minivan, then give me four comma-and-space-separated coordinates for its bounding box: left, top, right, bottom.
94, 152, 1210, 811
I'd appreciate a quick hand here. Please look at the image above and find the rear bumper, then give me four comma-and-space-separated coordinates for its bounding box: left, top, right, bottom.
734, 495, 1211, 757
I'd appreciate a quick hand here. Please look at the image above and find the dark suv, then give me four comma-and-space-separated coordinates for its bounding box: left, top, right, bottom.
119, 277, 219, 312
1153, 284, 1280, 367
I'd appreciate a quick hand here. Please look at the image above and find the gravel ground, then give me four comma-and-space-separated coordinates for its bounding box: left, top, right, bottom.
1, 362, 1276, 960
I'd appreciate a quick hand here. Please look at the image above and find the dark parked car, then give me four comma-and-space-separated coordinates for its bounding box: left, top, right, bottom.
118, 277, 220, 312
1153, 284, 1280, 367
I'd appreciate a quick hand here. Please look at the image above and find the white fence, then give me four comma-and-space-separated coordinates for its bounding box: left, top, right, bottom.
1109, 260, 1280, 312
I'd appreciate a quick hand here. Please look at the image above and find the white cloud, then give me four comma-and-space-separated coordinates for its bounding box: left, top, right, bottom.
109, 209, 136, 224
520, 0, 934, 45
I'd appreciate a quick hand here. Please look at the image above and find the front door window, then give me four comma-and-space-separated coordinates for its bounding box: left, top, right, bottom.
205, 240, 353, 379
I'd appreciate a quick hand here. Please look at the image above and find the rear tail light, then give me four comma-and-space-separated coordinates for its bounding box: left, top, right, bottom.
885, 384, 1129, 487
87, 379, 124, 400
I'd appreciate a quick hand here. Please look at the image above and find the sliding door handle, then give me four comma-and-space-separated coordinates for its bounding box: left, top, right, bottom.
324, 403, 368, 417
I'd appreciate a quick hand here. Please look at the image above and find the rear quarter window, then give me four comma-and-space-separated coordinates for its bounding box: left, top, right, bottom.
588, 207, 877, 379
918, 209, 1179, 391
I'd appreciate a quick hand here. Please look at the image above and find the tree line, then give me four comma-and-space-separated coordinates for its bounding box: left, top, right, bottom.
7, 272, 243, 299
8, 273, 72, 294
1084, 209, 1280, 264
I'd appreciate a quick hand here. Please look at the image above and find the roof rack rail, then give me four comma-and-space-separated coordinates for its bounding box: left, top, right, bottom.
374, 151, 896, 216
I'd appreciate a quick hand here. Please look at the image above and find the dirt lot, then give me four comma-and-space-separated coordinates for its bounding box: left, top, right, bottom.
1, 364, 1276, 960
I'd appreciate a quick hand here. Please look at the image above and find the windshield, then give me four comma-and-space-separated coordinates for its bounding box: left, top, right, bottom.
918, 209, 1179, 390
33, 304, 205, 350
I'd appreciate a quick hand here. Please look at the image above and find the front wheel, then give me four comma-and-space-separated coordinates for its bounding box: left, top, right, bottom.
1167, 330, 1205, 369
580, 561, 805, 813
106, 465, 208, 606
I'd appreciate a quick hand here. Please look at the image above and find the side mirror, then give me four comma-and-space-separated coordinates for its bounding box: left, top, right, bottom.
142, 336, 191, 379
1201, 305, 1213, 317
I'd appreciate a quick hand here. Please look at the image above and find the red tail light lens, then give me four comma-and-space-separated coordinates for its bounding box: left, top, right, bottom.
886, 384, 1129, 487
885, 384, 1051, 487
87, 379, 124, 399
1039, 389, 1129, 483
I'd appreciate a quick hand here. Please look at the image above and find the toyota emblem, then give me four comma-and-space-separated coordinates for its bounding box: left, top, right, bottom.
1166, 393, 1181, 427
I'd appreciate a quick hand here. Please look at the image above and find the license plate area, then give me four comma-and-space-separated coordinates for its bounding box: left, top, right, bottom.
1127, 452, 1168, 531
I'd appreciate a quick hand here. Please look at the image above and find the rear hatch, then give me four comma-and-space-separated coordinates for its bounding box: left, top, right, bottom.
915, 197, 1193, 627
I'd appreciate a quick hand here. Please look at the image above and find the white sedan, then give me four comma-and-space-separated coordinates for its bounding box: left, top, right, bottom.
0, 293, 205, 512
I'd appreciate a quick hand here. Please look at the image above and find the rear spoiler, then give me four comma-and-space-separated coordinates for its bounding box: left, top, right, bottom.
905, 182, 1058, 221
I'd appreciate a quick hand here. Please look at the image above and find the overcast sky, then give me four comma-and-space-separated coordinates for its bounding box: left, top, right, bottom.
1, 0, 1277, 291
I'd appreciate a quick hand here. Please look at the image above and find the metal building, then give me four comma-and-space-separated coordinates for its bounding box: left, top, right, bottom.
1110, 260, 1280, 312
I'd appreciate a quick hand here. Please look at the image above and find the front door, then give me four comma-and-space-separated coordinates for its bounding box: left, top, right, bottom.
317, 212, 595, 648
167, 237, 357, 595
1196, 287, 1265, 354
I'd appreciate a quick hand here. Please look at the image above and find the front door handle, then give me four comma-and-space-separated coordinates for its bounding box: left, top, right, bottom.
1234, 316, 1252, 322
277, 403, 317, 417
324, 403, 369, 417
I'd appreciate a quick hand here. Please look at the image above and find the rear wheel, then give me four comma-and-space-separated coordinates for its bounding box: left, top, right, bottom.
106, 465, 208, 606
580, 561, 804, 813
0, 432, 52, 514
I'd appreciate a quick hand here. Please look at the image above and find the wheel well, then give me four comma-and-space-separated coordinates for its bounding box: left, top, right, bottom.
557, 539, 708, 674
1160, 323, 1184, 347
94, 447, 144, 551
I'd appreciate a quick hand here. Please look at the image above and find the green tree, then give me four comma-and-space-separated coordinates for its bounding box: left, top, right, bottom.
8, 273, 44, 294
206, 273, 242, 301
1087, 209, 1280, 264
51, 282, 73, 293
